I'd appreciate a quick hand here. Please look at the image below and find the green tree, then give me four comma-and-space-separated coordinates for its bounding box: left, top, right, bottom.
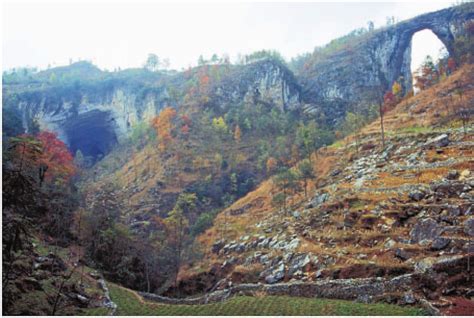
296, 121, 320, 163
297, 159, 314, 198
271, 192, 286, 214
343, 111, 365, 153
212, 117, 228, 136
210, 54, 219, 64
198, 55, 206, 66
145, 53, 160, 71
130, 121, 150, 148
165, 193, 197, 290
273, 168, 300, 215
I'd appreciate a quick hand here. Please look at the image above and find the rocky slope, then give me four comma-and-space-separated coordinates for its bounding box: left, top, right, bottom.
186, 64, 474, 313
3, 236, 115, 315
298, 3, 474, 123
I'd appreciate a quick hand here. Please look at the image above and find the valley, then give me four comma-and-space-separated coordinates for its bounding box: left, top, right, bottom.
2, 2, 474, 316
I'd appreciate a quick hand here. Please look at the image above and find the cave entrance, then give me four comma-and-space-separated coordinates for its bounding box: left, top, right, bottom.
410, 29, 449, 94
64, 110, 118, 164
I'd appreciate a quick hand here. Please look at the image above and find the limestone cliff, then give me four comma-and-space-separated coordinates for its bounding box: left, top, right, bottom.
299, 3, 474, 122
3, 59, 300, 160
212, 59, 301, 111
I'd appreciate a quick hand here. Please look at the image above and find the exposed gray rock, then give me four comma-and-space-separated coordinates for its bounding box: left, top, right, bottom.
384, 238, 396, 249
410, 218, 443, 244
212, 240, 225, 254
284, 238, 300, 251
75, 294, 89, 305
431, 180, 467, 197
447, 205, 461, 217
446, 170, 460, 180
264, 263, 286, 284
424, 134, 450, 148
221, 257, 237, 269
307, 192, 330, 208
288, 254, 311, 277
431, 237, 451, 250
98, 277, 117, 314
409, 190, 426, 202
403, 292, 416, 304
464, 218, 474, 236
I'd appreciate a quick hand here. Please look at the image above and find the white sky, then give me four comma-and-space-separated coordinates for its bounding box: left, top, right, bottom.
2, 1, 453, 72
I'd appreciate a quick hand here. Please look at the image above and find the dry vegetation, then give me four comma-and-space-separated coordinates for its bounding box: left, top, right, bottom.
190, 64, 474, 279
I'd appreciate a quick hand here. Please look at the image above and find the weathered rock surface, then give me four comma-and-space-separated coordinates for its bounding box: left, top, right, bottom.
3, 59, 301, 161
410, 218, 443, 244
298, 4, 474, 122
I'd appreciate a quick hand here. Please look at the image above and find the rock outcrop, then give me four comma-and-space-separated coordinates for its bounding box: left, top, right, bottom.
3, 59, 301, 161
300, 3, 474, 122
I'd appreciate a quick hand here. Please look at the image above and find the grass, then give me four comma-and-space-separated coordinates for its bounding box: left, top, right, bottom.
328, 139, 346, 149
94, 282, 427, 316
386, 125, 435, 136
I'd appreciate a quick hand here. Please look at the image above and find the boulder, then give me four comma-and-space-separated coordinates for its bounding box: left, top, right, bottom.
212, 240, 225, 254
221, 257, 237, 269
410, 218, 443, 244
235, 243, 246, 253
75, 293, 89, 305
403, 292, 416, 304
408, 190, 426, 202
384, 238, 396, 249
464, 218, 474, 236
430, 237, 451, 250
446, 170, 459, 180
260, 254, 270, 265
264, 263, 285, 284
285, 238, 300, 251
424, 134, 449, 148
447, 205, 461, 217
288, 254, 311, 277
430, 181, 466, 197
306, 193, 330, 208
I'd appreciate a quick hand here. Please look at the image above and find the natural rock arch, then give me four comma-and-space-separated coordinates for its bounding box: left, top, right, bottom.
301, 3, 474, 121
382, 9, 460, 95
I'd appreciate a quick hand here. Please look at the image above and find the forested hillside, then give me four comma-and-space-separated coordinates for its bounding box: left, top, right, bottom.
2, 3, 473, 315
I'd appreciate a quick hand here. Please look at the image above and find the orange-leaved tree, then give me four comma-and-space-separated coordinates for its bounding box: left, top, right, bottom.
379, 91, 398, 150
151, 107, 177, 153
233, 125, 242, 143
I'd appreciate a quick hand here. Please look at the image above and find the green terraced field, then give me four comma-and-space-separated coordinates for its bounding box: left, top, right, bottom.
81, 282, 427, 316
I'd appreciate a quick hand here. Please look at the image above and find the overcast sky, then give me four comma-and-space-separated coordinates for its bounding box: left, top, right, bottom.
3, 1, 453, 72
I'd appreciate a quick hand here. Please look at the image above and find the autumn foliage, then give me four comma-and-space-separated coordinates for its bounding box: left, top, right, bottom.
151, 107, 177, 152
37, 131, 76, 182
12, 131, 76, 184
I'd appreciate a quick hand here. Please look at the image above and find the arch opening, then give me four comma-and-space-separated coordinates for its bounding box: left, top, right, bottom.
410, 29, 450, 94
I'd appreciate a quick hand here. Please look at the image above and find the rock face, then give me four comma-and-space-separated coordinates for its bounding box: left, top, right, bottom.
3, 59, 300, 161
213, 59, 301, 112
409, 218, 443, 244
299, 4, 474, 122
11, 84, 171, 160
4, 5, 473, 158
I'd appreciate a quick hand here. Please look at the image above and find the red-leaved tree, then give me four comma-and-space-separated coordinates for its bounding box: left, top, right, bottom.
37, 131, 76, 185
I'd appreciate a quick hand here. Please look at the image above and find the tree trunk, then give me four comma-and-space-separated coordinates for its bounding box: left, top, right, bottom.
145, 263, 151, 293
304, 179, 307, 199
379, 103, 385, 150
